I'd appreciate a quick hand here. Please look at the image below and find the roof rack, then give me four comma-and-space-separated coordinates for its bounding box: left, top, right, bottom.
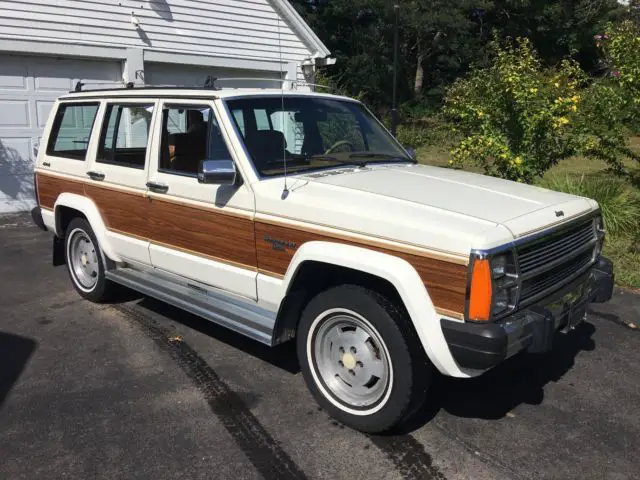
69, 76, 331, 93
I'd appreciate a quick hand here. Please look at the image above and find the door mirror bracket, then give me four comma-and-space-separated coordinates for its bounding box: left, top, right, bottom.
198, 159, 237, 185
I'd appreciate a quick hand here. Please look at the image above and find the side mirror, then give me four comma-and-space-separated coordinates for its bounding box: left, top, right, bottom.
198, 159, 237, 185
403, 145, 417, 161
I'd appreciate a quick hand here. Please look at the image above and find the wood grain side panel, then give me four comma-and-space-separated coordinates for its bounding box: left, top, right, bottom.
255, 221, 467, 314
36, 173, 85, 209
148, 197, 257, 267
84, 184, 150, 238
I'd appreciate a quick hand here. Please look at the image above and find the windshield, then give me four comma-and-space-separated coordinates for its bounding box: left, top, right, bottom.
225, 96, 411, 177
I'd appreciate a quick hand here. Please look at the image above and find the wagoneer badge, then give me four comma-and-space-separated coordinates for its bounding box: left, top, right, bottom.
555, 210, 564, 217
264, 235, 297, 252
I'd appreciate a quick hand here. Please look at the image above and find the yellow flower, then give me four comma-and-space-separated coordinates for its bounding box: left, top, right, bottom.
559, 117, 569, 125
554, 82, 560, 88
571, 105, 577, 112
529, 88, 538, 93
477, 111, 484, 118
499, 153, 508, 159
571, 95, 579, 103
515, 156, 522, 165
448, 160, 454, 165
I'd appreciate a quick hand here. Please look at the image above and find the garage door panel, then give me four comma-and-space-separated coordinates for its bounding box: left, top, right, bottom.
0, 137, 33, 176
0, 101, 30, 127
0, 63, 27, 90
0, 174, 35, 214
32, 58, 121, 92
145, 63, 282, 89
36, 100, 55, 128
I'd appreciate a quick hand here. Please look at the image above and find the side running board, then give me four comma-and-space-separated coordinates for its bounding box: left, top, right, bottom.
105, 267, 276, 345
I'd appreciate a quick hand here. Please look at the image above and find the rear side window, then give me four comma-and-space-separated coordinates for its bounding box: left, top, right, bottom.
97, 104, 154, 169
46, 103, 100, 160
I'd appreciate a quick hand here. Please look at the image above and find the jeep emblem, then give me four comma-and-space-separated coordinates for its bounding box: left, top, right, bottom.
555, 210, 564, 217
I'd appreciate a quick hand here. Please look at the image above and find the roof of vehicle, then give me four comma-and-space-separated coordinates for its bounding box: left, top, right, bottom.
58, 86, 358, 103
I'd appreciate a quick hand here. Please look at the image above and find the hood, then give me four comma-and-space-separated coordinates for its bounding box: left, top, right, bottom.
302, 164, 595, 238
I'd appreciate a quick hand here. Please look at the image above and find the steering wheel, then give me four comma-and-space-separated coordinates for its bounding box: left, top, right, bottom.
324, 140, 354, 155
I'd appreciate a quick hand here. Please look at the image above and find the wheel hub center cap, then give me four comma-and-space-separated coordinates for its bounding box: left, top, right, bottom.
342, 353, 357, 370
81, 254, 88, 266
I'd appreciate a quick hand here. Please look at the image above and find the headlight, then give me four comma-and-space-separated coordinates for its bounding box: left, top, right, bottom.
594, 215, 605, 258
491, 252, 518, 317
468, 251, 519, 321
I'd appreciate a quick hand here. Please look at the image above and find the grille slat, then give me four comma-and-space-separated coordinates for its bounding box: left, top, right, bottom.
519, 230, 595, 274
516, 218, 596, 304
520, 252, 593, 300
518, 223, 594, 273
519, 224, 593, 264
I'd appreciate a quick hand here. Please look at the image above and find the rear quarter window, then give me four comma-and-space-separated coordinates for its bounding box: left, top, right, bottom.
46, 103, 100, 160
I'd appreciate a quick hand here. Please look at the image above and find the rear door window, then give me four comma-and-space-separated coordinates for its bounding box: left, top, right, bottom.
46, 103, 100, 160
97, 104, 154, 169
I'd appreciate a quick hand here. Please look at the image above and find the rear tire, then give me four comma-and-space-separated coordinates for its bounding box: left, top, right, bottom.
297, 284, 432, 433
65, 217, 114, 302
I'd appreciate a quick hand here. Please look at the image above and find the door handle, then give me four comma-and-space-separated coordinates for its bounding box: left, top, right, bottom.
146, 181, 169, 193
87, 170, 105, 181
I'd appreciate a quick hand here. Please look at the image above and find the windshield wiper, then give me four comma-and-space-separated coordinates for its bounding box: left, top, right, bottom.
308, 154, 366, 167
348, 152, 414, 164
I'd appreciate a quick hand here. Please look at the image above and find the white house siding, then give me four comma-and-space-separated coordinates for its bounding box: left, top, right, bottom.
0, 0, 314, 68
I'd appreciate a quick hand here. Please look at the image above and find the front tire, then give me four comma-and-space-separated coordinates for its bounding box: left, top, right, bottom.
65, 217, 113, 302
297, 285, 431, 433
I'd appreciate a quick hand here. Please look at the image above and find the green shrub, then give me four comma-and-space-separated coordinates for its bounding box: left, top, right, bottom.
395, 124, 430, 147
395, 117, 451, 148
543, 174, 640, 236
444, 37, 592, 183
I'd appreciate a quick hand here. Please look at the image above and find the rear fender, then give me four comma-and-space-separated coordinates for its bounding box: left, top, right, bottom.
54, 193, 121, 263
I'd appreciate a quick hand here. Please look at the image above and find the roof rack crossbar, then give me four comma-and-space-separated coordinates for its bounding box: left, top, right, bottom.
67, 77, 333, 94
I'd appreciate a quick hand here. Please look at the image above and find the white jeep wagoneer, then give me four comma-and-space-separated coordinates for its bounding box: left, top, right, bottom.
31, 85, 614, 432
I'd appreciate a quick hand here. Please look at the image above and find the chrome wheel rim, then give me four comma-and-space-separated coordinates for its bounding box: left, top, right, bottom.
312, 310, 391, 409
69, 230, 99, 291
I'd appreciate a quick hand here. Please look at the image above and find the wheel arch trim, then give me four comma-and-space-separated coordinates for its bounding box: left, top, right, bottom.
54, 193, 122, 263
279, 241, 472, 378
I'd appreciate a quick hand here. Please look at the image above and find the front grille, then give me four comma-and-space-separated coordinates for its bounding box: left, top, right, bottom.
520, 250, 593, 300
516, 218, 596, 304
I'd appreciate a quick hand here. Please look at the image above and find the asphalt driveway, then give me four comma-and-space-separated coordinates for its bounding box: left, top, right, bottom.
1, 213, 639, 480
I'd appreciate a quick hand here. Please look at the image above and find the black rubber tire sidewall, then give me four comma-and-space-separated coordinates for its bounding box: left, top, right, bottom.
65, 217, 111, 303
297, 284, 431, 433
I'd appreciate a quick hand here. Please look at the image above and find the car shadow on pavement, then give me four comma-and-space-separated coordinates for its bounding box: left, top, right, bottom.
135, 296, 301, 374
400, 320, 597, 433
0, 332, 37, 407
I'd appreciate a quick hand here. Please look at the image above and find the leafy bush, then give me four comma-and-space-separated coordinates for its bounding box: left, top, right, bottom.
444, 37, 590, 183
575, 21, 640, 180
543, 174, 640, 236
395, 117, 451, 148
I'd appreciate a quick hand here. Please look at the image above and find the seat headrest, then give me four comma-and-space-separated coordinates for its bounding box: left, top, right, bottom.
247, 130, 287, 153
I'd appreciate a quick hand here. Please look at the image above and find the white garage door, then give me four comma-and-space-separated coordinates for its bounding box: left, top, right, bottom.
145, 63, 282, 89
0, 55, 121, 213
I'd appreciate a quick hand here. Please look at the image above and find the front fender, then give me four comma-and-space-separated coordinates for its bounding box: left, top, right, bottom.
283, 241, 472, 378
54, 193, 122, 263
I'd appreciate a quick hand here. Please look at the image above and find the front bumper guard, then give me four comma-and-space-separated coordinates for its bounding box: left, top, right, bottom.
441, 256, 614, 371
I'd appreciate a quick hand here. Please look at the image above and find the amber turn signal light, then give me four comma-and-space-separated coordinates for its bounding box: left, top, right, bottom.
468, 258, 492, 321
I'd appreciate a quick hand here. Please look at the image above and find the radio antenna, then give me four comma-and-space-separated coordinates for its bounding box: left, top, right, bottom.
276, 14, 289, 199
